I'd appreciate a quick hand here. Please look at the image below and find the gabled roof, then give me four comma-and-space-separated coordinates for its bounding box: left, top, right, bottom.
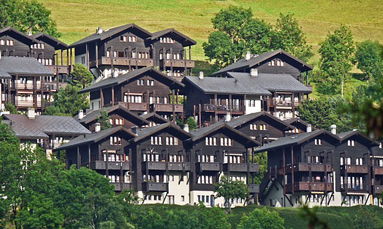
227, 111, 294, 131
76, 105, 149, 126
0, 27, 39, 44
190, 122, 260, 147
227, 72, 312, 93
140, 112, 169, 124
0, 57, 53, 78
254, 130, 341, 153
133, 122, 192, 143
284, 118, 315, 131
150, 28, 197, 46
212, 49, 313, 76
3, 114, 91, 140
55, 126, 135, 150
69, 24, 152, 47
183, 76, 272, 96
32, 32, 68, 49
80, 67, 184, 93
337, 130, 379, 147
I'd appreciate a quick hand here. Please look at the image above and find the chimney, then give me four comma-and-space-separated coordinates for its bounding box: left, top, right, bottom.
95, 122, 101, 133
225, 113, 231, 122
96, 27, 103, 35
27, 30, 33, 36
199, 71, 204, 80
183, 124, 189, 133
131, 126, 138, 134
78, 110, 84, 120
250, 68, 258, 77
245, 51, 251, 61
27, 107, 35, 119
307, 124, 312, 133
113, 69, 119, 78
331, 124, 337, 135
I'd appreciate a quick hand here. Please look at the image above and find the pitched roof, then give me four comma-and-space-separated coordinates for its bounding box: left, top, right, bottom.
133, 122, 192, 142
80, 67, 184, 93
32, 32, 68, 49
69, 24, 152, 47
140, 112, 169, 124
183, 76, 272, 96
227, 72, 312, 93
0, 57, 54, 78
227, 111, 294, 130
284, 118, 315, 131
0, 27, 39, 44
76, 105, 149, 126
254, 130, 340, 153
190, 122, 260, 147
212, 49, 313, 76
150, 28, 197, 46
55, 126, 135, 150
3, 114, 91, 140
337, 130, 379, 147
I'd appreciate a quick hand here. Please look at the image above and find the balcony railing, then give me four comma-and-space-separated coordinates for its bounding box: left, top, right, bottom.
341, 165, 369, 174
285, 163, 332, 173
117, 102, 148, 111
190, 183, 215, 191
203, 104, 244, 113
100, 57, 154, 67
374, 185, 383, 195
45, 65, 70, 75
161, 59, 195, 68
196, 162, 220, 172
168, 162, 191, 171
91, 160, 130, 170
342, 184, 369, 193
374, 166, 383, 175
111, 182, 133, 192
248, 184, 260, 193
142, 182, 168, 192
149, 104, 183, 113
286, 182, 333, 193
223, 163, 259, 173
142, 161, 166, 171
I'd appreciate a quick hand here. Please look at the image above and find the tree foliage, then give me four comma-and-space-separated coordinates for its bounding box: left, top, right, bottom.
317, 25, 355, 95
71, 63, 94, 89
237, 207, 285, 229
355, 40, 383, 80
4, 102, 19, 114
186, 116, 197, 131
353, 206, 383, 229
0, 0, 60, 37
299, 205, 330, 229
203, 6, 312, 70
215, 176, 249, 214
98, 109, 112, 130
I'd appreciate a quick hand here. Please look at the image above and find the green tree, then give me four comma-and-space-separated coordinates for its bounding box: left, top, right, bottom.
252, 152, 267, 185
237, 207, 285, 229
98, 109, 112, 130
298, 97, 355, 133
299, 205, 330, 229
317, 25, 355, 96
215, 176, 249, 214
71, 63, 94, 89
355, 40, 383, 80
0, 0, 60, 37
4, 102, 18, 114
274, 13, 313, 62
44, 84, 89, 116
186, 116, 197, 131
353, 206, 383, 229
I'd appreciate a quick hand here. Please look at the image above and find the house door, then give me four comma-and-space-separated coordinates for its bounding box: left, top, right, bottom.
210, 195, 215, 207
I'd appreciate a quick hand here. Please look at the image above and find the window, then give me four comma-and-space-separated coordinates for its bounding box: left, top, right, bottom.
205, 137, 217, 146
259, 124, 267, 130
314, 139, 322, 145
120, 35, 127, 42
150, 136, 162, 145
160, 37, 175, 43
0, 40, 4, 45
81, 56, 85, 65
137, 79, 144, 85
220, 138, 233, 146
347, 140, 355, 146
250, 124, 257, 130
128, 36, 137, 42
181, 195, 185, 202
146, 80, 154, 86
110, 136, 122, 145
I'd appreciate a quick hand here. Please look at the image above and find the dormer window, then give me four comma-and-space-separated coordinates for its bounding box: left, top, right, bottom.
314, 139, 322, 145
347, 140, 355, 147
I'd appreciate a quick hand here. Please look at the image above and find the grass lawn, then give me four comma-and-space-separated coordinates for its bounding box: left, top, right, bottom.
37, 0, 383, 63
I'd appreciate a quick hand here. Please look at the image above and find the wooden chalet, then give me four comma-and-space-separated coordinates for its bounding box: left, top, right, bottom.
284, 118, 314, 135
226, 111, 295, 144
79, 67, 184, 121
371, 141, 383, 204
69, 24, 196, 81
140, 112, 169, 127
76, 105, 149, 132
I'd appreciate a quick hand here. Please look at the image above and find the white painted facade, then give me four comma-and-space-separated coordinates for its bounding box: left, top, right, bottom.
90, 98, 101, 111
244, 95, 262, 115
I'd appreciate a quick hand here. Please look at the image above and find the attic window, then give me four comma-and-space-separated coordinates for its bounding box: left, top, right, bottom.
160, 37, 174, 44
276, 60, 284, 66
128, 36, 137, 42
120, 35, 127, 42
314, 139, 322, 145
250, 124, 257, 130
0, 40, 4, 45
347, 140, 355, 147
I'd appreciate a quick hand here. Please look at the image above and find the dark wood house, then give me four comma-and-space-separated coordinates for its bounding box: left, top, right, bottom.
69, 24, 196, 81
284, 118, 314, 135
140, 112, 169, 127
80, 67, 184, 121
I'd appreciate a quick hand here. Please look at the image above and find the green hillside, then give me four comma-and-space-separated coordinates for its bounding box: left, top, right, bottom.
38, 0, 383, 63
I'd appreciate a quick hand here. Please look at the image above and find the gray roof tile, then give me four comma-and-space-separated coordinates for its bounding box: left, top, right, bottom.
227, 111, 294, 130
0, 57, 53, 77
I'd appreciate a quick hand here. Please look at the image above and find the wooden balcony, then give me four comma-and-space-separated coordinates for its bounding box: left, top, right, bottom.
142, 161, 166, 171
149, 104, 183, 113
91, 160, 130, 170
142, 182, 168, 192
203, 104, 245, 114
374, 166, 383, 175
100, 57, 154, 67
117, 102, 148, 111
342, 184, 369, 193
196, 162, 220, 172
190, 183, 215, 191
161, 59, 195, 68
45, 65, 70, 75
223, 163, 259, 173
168, 162, 191, 171
374, 185, 383, 195
248, 184, 260, 193
285, 163, 332, 173
341, 165, 369, 174
111, 182, 133, 192
15, 100, 34, 108
286, 182, 333, 193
